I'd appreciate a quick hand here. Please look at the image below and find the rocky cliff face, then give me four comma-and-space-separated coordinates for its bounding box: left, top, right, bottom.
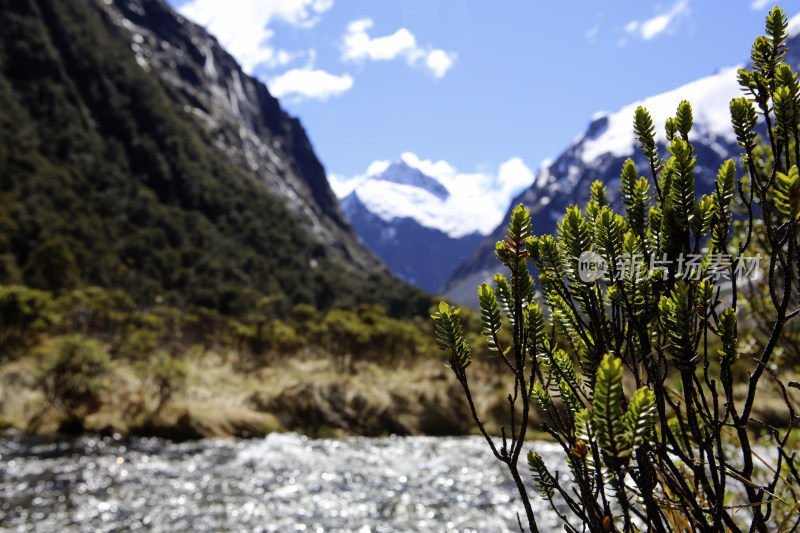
443, 30, 800, 307
98, 0, 381, 271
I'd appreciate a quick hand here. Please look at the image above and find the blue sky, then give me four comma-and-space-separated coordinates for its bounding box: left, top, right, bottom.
165, 0, 796, 228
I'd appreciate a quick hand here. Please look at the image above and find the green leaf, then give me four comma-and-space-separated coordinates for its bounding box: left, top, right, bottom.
431, 301, 471, 369
659, 199, 680, 258
776, 64, 799, 98
667, 138, 696, 228
493, 274, 514, 323
551, 348, 582, 394
766, 7, 788, 66
634, 106, 661, 171
773, 85, 797, 143
665, 117, 678, 142
675, 100, 693, 140
590, 180, 608, 207
577, 334, 599, 394
730, 97, 758, 149
531, 380, 552, 410
717, 307, 738, 362
629, 176, 651, 237
711, 159, 736, 251
696, 279, 713, 317
659, 282, 698, 373
558, 206, 592, 283
528, 451, 556, 498
549, 293, 580, 341
624, 386, 656, 451
478, 283, 503, 356
620, 159, 638, 208
508, 204, 532, 244
775, 166, 800, 218
592, 354, 629, 467
692, 194, 715, 239
571, 408, 598, 480
560, 380, 583, 413
536, 235, 564, 280
595, 207, 625, 267
526, 302, 545, 358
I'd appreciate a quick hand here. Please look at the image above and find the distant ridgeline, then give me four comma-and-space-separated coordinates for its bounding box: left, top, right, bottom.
0, 0, 429, 318
444, 26, 800, 306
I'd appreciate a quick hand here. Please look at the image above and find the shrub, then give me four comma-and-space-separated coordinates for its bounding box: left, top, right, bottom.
433, 8, 800, 532
22, 237, 82, 291
148, 350, 188, 413
42, 335, 112, 419
0, 284, 59, 355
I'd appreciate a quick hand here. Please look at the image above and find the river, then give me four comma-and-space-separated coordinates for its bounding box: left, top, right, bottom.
1, 433, 567, 532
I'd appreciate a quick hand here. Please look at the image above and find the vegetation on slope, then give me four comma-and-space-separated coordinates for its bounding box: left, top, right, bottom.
0, 0, 429, 317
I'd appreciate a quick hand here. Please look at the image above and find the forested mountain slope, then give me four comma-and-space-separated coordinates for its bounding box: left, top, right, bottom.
0, 0, 428, 317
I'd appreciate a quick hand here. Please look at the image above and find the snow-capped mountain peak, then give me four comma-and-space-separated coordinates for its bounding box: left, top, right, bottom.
443, 17, 800, 306
338, 158, 486, 292
341, 159, 487, 239
576, 65, 742, 168
372, 160, 450, 200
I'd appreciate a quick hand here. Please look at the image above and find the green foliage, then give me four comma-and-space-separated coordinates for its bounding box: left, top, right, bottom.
42, 335, 112, 417
0, 0, 429, 321
22, 237, 81, 291
712, 159, 736, 250
527, 451, 556, 499
431, 302, 471, 370
659, 282, 699, 373
623, 386, 655, 452
730, 97, 759, 149
530, 381, 552, 411
667, 137, 697, 228
634, 106, 661, 172
592, 354, 629, 466
717, 307, 738, 362
589, 179, 607, 207
675, 100, 693, 139
0, 284, 59, 355
775, 165, 800, 218
148, 350, 188, 412
433, 8, 800, 531
478, 283, 504, 356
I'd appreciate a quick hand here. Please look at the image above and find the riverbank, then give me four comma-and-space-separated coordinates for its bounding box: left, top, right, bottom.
0, 341, 530, 440
2, 331, 796, 442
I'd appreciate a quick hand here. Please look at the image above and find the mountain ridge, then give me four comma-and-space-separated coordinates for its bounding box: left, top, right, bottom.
339, 158, 483, 292
443, 24, 800, 307
99, 0, 379, 269
0, 0, 429, 317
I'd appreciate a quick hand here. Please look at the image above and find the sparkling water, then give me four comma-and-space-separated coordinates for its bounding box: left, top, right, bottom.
1, 433, 567, 532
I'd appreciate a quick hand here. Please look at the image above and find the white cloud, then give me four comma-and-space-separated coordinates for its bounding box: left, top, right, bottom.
497, 158, 535, 200
332, 152, 534, 235
789, 13, 800, 36
176, 0, 333, 72
624, 0, 690, 41
750, 0, 771, 9
268, 68, 353, 101
342, 19, 417, 61
341, 18, 456, 78
328, 173, 357, 197
399, 152, 457, 181
425, 49, 456, 79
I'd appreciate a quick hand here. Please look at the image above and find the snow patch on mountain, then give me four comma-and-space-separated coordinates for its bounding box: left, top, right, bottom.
789, 11, 800, 37
331, 153, 534, 239
579, 65, 742, 166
